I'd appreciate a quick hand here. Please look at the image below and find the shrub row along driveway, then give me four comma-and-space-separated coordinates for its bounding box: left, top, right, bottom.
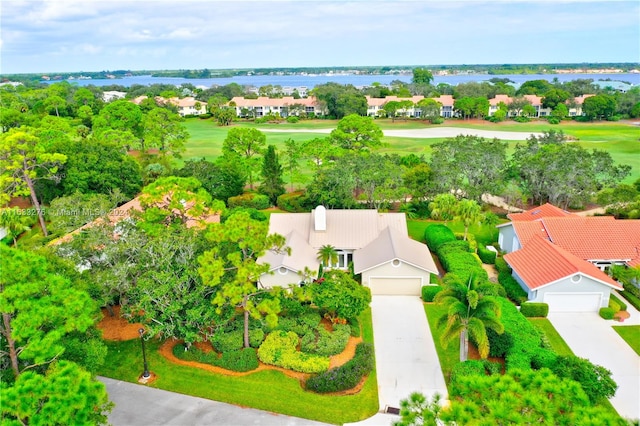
369, 296, 448, 411
548, 304, 640, 421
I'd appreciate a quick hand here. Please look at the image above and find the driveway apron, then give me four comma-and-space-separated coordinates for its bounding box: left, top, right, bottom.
369, 296, 448, 411
548, 309, 640, 421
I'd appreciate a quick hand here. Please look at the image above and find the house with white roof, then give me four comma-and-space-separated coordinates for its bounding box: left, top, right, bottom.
258, 206, 438, 295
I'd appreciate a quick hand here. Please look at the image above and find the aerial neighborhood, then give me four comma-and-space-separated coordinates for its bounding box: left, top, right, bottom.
1, 62, 639, 426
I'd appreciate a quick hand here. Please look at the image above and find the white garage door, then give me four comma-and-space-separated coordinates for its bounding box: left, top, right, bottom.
544, 293, 603, 312
368, 278, 422, 296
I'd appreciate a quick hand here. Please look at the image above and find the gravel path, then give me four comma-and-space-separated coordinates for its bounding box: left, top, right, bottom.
259, 127, 543, 140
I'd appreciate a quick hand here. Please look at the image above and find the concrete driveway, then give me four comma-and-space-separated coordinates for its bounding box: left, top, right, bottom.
548, 303, 640, 421
368, 296, 448, 411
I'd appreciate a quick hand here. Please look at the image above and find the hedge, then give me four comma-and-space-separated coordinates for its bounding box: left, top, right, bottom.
305, 342, 374, 393
477, 245, 497, 264
450, 360, 502, 382
172, 344, 259, 372
520, 302, 549, 318
437, 243, 488, 283
257, 331, 330, 373
455, 232, 477, 252
495, 257, 511, 274
486, 327, 513, 358
609, 293, 627, 311
498, 271, 528, 305
276, 191, 308, 212
620, 290, 640, 311
496, 297, 547, 371
424, 224, 456, 251
228, 193, 270, 209
422, 285, 442, 302
599, 307, 615, 320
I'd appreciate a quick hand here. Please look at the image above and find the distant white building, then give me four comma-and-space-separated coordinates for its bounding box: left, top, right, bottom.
103, 91, 127, 102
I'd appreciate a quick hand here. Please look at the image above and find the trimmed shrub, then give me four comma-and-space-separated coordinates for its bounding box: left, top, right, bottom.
497, 297, 544, 371
305, 342, 374, 393
286, 116, 299, 123
217, 348, 259, 372
531, 348, 558, 370
424, 224, 456, 251
451, 360, 486, 381
211, 329, 243, 353
609, 293, 627, 311
486, 328, 513, 358
228, 193, 270, 209
455, 232, 477, 252
599, 307, 615, 320
498, 271, 528, 305
477, 245, 497, 264
348, 317, 361, 337
520, 302, 549, 318
301, 324, 351, 356
495, 257, 511, 274
422, 285, 443, 302
608, 298, 621, 313
258, 330, 329, 373
437, 240, 471, 256
437, 243, 488, 283
276, 191, 308, 212
483, 360, 502, 375
551, 355, 618, 403
249, 329, 265, 348
620, 290, 640, 311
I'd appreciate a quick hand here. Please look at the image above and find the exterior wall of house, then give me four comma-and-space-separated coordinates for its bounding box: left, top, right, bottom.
259, 268, 306, 289
498, 225, 517, 253
361, 260, 431, 286
512, 271, 612, 308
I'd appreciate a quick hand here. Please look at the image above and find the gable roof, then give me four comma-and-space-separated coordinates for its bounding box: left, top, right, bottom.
542, 217, 640, 261
260, 230, 320, 274
504, 235, 622, 290
266, 208, 408, 250
353, 226, 438, 274
507, 203, 574, 221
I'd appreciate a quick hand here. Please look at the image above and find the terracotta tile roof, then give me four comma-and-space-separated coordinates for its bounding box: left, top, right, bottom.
489, 94, 512, 106
543, 217, 640, 261
523, 94, 543, 106
512, 221, 550, 246
434, 95, 455, 107
504, 235, 622, 290
574, 94, 596, 105
507, 203, 575, 221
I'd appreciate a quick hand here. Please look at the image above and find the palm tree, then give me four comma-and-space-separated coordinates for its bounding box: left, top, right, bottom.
429, 193, 457, 225
455, 199, 484, 241
317, 244, 338, 268
434, 274, 504, 361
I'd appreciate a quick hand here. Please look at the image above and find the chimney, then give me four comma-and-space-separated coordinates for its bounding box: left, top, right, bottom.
314, 206, 326, 232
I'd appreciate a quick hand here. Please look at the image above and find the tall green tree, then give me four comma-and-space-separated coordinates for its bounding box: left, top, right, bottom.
434, 275, 503, 361
455, 199, 484, 241
430, 135, 507, 201
259, 145, 285, 205
222, 127, 266, 189
0, 128, 67, 236
311, 270, 371, 323
93, 99, 143, 138
283, 138, 303, 191
142, 107, 188, 157
428, 193, 458, 224
329, 114, 383, 152
198, 211, 288, 348
412, 68, 434, 85
175, 157, 246, 202
0, 245, 97, 378
1, 360, 112, 425
583, 94, 617, 120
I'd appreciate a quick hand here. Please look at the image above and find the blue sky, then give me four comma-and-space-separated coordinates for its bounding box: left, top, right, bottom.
1, 0, 639, 74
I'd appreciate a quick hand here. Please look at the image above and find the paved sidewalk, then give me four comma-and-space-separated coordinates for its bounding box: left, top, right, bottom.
100, 377, 332, 426
369, 296, 448, 411
548, 302, 640, 421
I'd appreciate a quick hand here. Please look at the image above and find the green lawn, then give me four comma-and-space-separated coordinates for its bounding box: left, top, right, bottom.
407, 219, 502, 246
527, 318, 574, 356
97, 309, 378, 425
423, 303, 458, 390
612, 325, 640, 356
183, 118, 639, 183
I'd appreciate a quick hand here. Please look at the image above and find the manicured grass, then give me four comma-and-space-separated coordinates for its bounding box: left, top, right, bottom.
183, 118, 639, 183
423, 303, 458, 390
612, 325, 640, 356
407, 219, 502, 246
527, 318, 574, 356
97, 309, 378, 425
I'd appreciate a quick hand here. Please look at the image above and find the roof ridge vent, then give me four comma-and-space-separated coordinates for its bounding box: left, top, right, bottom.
314, 206, 326, 232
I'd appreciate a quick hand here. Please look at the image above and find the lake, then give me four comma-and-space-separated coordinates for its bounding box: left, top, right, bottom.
50, 72, 639, 88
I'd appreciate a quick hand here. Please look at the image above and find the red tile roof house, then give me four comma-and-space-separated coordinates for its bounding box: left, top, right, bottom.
497, 203, 640, 312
